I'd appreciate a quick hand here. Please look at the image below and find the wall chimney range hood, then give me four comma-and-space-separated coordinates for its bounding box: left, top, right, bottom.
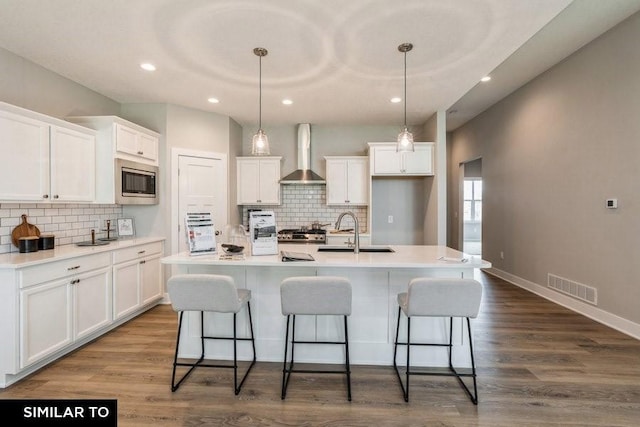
280, 123, 326, 184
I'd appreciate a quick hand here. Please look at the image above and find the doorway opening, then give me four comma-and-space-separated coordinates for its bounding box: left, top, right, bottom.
461, 159, 482, 256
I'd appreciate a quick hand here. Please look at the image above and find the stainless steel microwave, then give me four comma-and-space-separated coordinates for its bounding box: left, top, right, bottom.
115, 158, 158, 205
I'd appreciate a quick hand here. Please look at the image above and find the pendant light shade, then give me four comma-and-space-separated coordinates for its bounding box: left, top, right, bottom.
396, 43, 414, 152
251, 47, 270, 156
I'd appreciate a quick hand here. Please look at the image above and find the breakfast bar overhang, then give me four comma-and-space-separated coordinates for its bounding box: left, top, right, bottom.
161, 244, 491, 367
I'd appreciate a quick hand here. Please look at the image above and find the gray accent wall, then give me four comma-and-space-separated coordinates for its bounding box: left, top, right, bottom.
0, 47, 119, 117
449, 11, 640, 327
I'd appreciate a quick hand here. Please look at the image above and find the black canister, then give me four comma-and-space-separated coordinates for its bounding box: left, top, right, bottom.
38, 234, 55, 250
18, 236, 39, 253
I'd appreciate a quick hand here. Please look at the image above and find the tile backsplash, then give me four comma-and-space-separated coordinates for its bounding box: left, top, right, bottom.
241, 184, 367, 232
0, 203, 123, 254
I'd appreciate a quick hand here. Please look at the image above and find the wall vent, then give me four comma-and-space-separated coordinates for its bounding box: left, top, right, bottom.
547, 274, 598, 305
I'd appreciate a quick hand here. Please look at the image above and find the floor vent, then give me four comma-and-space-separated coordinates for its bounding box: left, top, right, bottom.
548, 274, 598, 305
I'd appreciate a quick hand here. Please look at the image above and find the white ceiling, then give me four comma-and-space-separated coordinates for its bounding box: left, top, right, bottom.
0, 0, 639, 130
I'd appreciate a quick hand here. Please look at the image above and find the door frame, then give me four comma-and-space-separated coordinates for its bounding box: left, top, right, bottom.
170, 147, 228, 256
458, 157, 482, 252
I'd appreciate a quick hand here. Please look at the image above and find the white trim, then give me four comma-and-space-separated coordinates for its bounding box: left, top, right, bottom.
170, 148, 228, 259
484, 267, 640, 340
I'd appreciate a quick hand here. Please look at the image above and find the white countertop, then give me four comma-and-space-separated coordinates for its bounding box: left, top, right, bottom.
0, 237, 165, 269
161, 243, 490, 269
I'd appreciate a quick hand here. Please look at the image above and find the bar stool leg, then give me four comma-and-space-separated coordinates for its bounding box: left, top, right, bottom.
467, 317, 478, 404
233, 302, 257, 395
405, 316, 411, 402
233, 312, 239, 394
344, 315, 352, 401
393, 307, 409, 400
281, 314, 292, 399
170, 311, 184, 392
448, 316, 479, 404
171, 311, 205, 392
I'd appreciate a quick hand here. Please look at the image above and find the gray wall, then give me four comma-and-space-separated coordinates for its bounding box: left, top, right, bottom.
449, 11, 640, 325
240, 124, 399, 175
240, 123, 444, 245
120, 103, 241, 248
0, 47, 119, 117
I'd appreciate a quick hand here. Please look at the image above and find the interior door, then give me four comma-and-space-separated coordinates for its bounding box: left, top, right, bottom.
178, 155, 227, 253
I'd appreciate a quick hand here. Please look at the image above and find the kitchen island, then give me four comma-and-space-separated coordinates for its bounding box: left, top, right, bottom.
161, 244, 490, 367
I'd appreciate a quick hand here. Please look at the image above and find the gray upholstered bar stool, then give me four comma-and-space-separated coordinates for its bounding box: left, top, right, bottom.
167, 274, 256, 395
280, 276, 352, 401
393, 277, 483, 404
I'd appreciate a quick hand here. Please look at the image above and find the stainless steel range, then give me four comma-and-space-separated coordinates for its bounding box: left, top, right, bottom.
278, 229, 327, 244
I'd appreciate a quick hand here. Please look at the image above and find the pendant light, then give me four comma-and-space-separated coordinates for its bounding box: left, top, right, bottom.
251, 47, 270, 155
396, 42, 414, 152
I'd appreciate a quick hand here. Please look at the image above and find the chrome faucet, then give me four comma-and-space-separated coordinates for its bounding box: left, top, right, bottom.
335, 211, 360, 254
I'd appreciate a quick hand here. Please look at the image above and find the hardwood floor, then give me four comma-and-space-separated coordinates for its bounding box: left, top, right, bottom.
2, 272, 639, 426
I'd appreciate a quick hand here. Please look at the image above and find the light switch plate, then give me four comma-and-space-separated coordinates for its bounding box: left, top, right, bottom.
606, 198, 618, 209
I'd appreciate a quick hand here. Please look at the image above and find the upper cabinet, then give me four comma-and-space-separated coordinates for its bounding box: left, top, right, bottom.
66, 116, 161, 204
0, 102, 96, 203
324, 156, 368, 205
114, 123, 158, 164
236, 157, 282, 205
368, 142, 434, 176
49, 126, 96, 202
66, 116, 159, 166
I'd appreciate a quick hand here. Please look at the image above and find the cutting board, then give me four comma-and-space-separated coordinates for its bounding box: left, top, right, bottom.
11, 214, 41, 247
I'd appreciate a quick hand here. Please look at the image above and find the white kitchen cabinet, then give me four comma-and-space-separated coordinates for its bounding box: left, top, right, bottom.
140, 256, 162, 305
368, 142, 434, 176
20, 278, 72, 368
112, 241, 164, 320
74, 267, 112, 340
113, 259, 140, 320
66, 115, 161, 203
324, 156, 368, 205
0, 102, 96, 203
67, 116, 159, 165
19, 253, 111, 369
115, 123, 158, 163
237, 157, 282, 205
0, 238, 165, 388
50, 125, 95, 202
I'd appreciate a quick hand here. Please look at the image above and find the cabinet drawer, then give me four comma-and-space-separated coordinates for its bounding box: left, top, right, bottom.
113, 242, 163, 264
20, 252, 111, 288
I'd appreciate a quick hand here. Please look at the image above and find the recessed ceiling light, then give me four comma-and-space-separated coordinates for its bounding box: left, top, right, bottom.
282, 99, 293, 105
207, 97, 220, 104
140, 63, 156, 71
390, 97, 402, 103
480, 76, 491, 82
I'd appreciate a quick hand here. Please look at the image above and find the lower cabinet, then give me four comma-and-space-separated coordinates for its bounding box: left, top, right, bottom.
113, 243, 163, 320
1, 239, 164, 386
113, 260, 140, 320
20, 266, 111, 369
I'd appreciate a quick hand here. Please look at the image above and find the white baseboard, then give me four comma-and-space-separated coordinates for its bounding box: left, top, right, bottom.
484, 267, 640, 340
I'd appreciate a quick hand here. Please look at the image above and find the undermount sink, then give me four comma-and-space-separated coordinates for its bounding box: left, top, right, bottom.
317, 245, 395, 253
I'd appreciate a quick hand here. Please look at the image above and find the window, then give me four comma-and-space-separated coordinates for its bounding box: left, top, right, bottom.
463, 179, 482, 222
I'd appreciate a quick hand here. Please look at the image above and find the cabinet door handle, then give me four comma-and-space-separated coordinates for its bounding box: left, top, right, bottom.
138, 250, 146, 255
53, 194, 59, 199
43, 194, 49, 199
140, 260, 146, 264
71, 279, 80, 285
257, 199, 262, 203
67, 265, 81, 271
137, 151, 144, 155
